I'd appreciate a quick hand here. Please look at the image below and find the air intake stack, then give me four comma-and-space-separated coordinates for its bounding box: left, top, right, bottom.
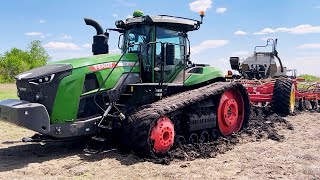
84, 18, 109, 55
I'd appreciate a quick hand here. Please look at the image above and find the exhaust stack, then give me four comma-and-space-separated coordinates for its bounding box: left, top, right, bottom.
84, 18, 109, 55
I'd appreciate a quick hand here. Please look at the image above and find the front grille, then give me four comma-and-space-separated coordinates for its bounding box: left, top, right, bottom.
16, 80, 39, 103
19, 91, 36, 102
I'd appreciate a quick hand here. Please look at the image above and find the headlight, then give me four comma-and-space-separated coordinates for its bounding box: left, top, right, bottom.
115, 20, 125, 28
29, 74, 55, 85
35, 92, 43, 101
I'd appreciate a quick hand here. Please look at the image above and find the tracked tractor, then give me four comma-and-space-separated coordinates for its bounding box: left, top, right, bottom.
0, 11, 250, 157
227, 39, 296, 115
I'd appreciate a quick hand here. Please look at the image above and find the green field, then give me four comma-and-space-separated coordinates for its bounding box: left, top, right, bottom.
0, 84, 17, 100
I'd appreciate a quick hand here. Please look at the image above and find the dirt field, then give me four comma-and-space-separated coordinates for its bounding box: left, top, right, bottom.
1, 112, 320, 180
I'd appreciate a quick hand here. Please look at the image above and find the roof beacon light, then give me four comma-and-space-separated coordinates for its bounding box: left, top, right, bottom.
133, 10, 144, 17
200, 11, 205, 24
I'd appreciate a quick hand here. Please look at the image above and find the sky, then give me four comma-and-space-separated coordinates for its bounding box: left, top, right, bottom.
0, 0, 320, 76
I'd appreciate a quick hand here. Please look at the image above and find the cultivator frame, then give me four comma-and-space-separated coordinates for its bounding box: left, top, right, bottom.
233, 78, 295, 103
235, 79, 277, 104
231, 77, 320, 112
295, 81, 320, 111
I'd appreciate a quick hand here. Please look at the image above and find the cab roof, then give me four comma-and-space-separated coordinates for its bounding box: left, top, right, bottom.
122, 15, 201, 32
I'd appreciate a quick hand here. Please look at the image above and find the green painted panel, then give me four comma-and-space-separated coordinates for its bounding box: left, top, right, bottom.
50, 53, 140, 124
184, 66, 224, 86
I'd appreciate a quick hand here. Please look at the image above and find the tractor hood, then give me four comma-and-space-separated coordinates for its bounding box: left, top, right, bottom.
15, 53, 138, 80
50, 53, 138, 69
15, 64, 72, 80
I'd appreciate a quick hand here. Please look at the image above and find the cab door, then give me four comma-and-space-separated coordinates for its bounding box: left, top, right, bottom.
154, 27, 186, 83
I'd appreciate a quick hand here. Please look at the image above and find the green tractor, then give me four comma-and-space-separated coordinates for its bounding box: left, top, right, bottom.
0, 11, 250, 157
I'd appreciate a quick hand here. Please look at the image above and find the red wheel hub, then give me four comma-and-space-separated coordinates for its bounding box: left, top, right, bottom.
150, 116, 174, 154
217, 89, 245, 136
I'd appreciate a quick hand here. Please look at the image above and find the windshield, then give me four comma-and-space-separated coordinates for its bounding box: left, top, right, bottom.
123, 25, 153, 82
123, 25, 151, 53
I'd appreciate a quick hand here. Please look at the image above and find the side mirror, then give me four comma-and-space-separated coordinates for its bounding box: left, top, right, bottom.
118, 34, 124, 50
229, 57, 240, 70
166, 44, 175, 65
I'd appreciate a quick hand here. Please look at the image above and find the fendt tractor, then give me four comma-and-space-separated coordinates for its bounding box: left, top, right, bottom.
0, 11, 250, 157
226, 39, 296, 115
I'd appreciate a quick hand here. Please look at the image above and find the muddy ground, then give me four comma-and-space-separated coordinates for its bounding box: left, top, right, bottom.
1, 112, 320, 179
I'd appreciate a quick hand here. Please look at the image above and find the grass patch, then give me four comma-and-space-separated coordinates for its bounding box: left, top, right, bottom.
0, 84, 17, 100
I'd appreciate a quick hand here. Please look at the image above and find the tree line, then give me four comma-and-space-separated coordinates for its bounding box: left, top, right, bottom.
298, 74, 320, 82
0, 40, 50, 83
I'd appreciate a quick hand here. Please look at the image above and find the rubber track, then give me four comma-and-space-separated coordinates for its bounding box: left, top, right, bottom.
272, 78, 293, 115
124, 82, 250, 158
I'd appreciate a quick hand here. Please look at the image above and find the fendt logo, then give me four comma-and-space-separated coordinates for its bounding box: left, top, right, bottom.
88, 62, 137, 71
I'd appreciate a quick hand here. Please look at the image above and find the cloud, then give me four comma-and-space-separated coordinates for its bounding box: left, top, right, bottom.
25, 32, 43, 36
44, 42, 81, 50
39, 20, 47, 23
297, 43, 320, 49
254, 25, 320, 35
61, 34, 72, 40
191, 40, 229, 54
253, 28, 275, 35
112, 13, 118, 18
82, 44, 91, 48
315, 6, 320, 9
232, 51, 250, 57
281, 25, 320, 34
216, 7, 227, 13
234, 30, 248, 36
25, 32, 52, 38
189, 0, 212, 12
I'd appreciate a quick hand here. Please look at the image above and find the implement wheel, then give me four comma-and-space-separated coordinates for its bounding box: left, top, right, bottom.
272, 79, 295, 115
217, 88, 245, 136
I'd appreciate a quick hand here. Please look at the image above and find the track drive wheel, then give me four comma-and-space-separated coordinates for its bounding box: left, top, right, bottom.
217, 88, 245, 136
149, 116, 175, 155
272, 79, 295, 115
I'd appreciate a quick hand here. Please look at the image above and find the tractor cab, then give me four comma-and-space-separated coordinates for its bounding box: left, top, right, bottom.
115, 12, 203, 84
82, 11, 224, 106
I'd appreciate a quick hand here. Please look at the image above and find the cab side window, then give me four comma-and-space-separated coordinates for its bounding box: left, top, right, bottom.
155, 27, 185, 83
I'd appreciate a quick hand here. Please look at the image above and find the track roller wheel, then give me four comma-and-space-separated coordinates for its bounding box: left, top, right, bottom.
217, 88, 245, 136
272, 79, 295, 115
199, 131, 210, 143
188, 133, 198, 144
174, 135, 186, 147
211, 129, 220, 141
150, 116, 175, 154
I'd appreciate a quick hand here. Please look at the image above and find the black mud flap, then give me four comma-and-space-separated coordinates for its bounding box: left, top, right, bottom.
0, 99, 50, 134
